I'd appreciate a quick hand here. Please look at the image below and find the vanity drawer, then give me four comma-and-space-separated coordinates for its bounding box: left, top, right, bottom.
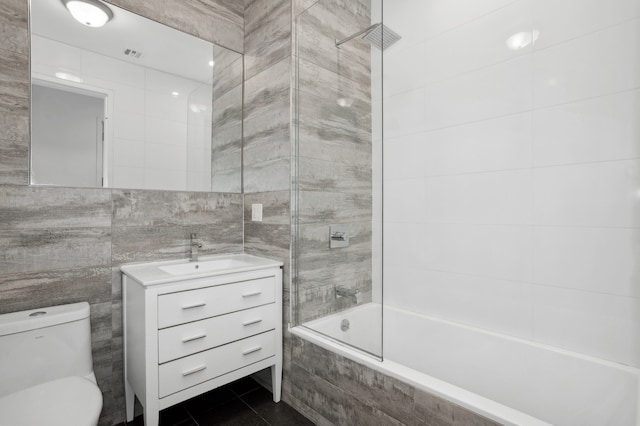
158, 276, 275, 328
158, 330, 275, 398
158, 303, 276, 363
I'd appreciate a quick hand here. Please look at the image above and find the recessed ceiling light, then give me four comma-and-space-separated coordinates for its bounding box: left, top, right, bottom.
208, 60, 215, 67
506, 29, 540, 51
61, 0, 113, 28
171, 91, 180, 98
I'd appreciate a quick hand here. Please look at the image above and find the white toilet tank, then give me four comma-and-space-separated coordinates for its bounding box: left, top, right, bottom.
0, 302, 95, 398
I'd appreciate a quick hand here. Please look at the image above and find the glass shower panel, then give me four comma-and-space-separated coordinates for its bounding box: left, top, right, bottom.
292, 0, 384, 357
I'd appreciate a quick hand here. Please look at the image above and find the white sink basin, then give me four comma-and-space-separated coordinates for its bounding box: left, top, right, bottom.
159, 258, 245, 275
120, 254, 283, 286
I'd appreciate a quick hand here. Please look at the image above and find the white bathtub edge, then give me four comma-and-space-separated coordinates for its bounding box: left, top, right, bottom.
290, 325, 551, 426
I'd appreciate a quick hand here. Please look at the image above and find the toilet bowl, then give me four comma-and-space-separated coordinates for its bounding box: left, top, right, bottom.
0, 376, 102, 426
0, 302, 103, 425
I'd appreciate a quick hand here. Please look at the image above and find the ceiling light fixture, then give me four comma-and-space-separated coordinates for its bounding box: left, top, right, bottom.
208, 60, 215, 67
61, 0, 113, 28
506, 29, 540, 51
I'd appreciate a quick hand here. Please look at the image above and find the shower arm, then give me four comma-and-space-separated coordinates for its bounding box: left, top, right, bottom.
335, 23, 380, 48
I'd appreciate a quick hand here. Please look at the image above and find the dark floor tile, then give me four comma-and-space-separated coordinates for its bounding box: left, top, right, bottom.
173, 419, 199, 426
160, 404, 192, 426
227, 377, 261, 397
122, 404, 191, 426
191, 398, 267, 426
240, 387, 315, 426
182, 386, 237, 417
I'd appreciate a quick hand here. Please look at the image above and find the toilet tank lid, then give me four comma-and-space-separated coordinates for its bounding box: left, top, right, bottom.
0, 302, 90, 336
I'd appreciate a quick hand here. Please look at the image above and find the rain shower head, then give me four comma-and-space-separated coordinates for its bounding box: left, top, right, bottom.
335, 23, 402, 51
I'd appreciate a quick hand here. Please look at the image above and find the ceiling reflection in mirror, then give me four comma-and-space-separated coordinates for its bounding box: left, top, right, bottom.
30, 0, 243, 193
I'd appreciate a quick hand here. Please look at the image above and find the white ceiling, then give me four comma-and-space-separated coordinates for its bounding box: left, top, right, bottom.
31, 0, 217, 83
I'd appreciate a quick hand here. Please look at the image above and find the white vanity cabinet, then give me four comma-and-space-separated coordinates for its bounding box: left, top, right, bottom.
121, 254, 283, 426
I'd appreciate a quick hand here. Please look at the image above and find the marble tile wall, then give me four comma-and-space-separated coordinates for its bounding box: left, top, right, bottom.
0, 0, 29, 186
242, 0, 294, 389
0, 1, 244, 425
104, 0, 244, 52
294, 0, 373, 323
242, 0, 297, 418
243, 53, 291, 193
211, 49, 244, 193
242, 0, 294, 330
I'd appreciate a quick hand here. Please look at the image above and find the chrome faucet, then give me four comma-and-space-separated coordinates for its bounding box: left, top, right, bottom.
190, 233, 202, 262
335, 286, 362, 305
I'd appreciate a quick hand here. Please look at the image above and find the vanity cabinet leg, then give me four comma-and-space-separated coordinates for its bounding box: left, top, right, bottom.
143, 404, 159, 426
124, 380, 135, 422
271, 363, 282, 403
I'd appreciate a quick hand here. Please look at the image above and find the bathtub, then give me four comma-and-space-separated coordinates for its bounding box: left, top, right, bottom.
292, 303, 640, 426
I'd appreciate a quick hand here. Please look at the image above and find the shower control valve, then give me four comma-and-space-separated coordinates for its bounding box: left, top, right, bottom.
329, 225, 349, 248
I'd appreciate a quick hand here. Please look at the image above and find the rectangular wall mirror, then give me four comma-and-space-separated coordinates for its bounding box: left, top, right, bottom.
30, 0, 243, 193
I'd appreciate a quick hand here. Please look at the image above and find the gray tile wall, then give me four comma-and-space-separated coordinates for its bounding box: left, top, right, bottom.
242, 2, 297, 422
294, 0, 373, 323
242, 0, 293, 324
211, 49, 244, 193
104, 0, 244, 52
0, 1, 244, 425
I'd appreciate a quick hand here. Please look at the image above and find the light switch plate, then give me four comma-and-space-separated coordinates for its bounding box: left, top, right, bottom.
251, 204, 263, 222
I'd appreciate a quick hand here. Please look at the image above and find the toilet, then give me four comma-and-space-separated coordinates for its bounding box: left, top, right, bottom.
0, 302, 103, 426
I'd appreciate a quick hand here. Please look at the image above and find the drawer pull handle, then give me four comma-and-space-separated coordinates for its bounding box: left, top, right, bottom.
242, 346, 262, 356
242, 291, 262, 298
182, 302, 206, 310
182, 365, 207, 376
182, 333, 207, 343
242, 318, 263, 326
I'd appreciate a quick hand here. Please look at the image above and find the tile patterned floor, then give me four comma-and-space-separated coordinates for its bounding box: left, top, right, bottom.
119, 377, 314, 426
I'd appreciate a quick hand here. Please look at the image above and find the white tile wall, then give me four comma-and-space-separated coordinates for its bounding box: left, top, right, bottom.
82, 50, 145, 87
384, 0, 640, 367
384, 178, 427, 223
423, 55, 533, 130
533, 227, 640, 297
532, 19, 640, 109
31, 35, 210, 191
425, 170, 533, 225
421, 0, 532, 84
31, 36, 82, 79
533, 0, 640, 50
423, 223, 533, 282
384, 133, 427, 180
385, 267, 534, 339
533, 90, 640, 166
146, 117, 188, 147
423, 113, 533, 176
113, 138, 145, 168
114, 111, 145, 141
112, 166, 144, 189
533, 286, 640, 366
534, 160, 640, 228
